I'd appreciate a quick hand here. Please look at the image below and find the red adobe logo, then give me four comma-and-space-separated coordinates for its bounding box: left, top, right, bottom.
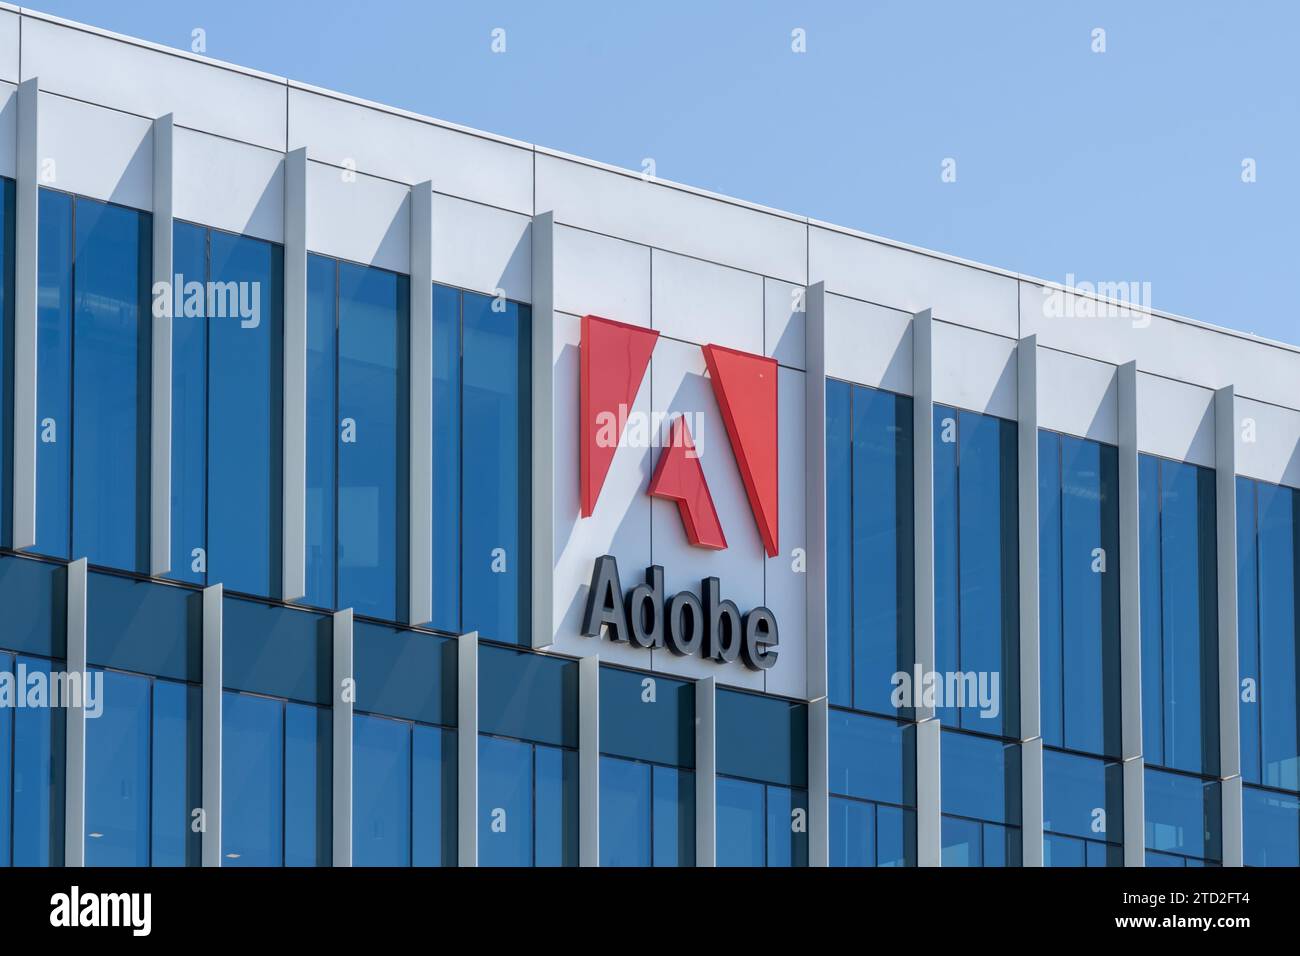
578, 314, 779, 557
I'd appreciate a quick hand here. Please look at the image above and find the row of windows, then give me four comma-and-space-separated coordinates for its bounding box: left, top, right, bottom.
826, 377, 1300, 866
0, 184, 531, 645
0, 557, 808, 866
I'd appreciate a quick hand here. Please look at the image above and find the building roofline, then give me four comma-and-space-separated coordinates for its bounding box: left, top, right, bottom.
10, 3, 1294, 358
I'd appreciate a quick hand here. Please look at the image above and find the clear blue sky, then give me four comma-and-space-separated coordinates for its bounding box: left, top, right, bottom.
33, 0, 1300, 344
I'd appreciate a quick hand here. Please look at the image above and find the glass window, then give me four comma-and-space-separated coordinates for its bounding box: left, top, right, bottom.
478, 734, 577, 867
85, 668, 201, 866
1243, 785, 1299, 867
337, 262, 409, 621
35, 189, 72, 561
221, 691, 330, 866
826, 381, 914, 715
70, 198, 152, 571
353, 713, 455, 866
716, 775, 808, 867
1039, 431, 1121, 756
170, 223, 284, 597
1041, 748, 1122, 865
479, 645, 578, 748
1140, 455, 1219, 776
940, 728, 1021, 867
934, 406, 1019, 737
716, 689, 807, 789
829, 710, 917, 867
1236, 477, 1300, 791
5, 654, 67, 865
461, 292, 530, 645
1144, 767, 1221, 866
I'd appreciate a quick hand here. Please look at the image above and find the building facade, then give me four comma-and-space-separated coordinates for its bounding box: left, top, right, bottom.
0, 5, 1296, 868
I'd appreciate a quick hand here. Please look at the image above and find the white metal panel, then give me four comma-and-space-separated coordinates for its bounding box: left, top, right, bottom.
1036, 348, 1118, 444
764, 278, 805, 369
288, 86, 533, 214
651, 250, 763, 354
810, 226, 1018, 337
823, 293, 912, 393
173, 128, 284, 243
762, 365, 807, 700
553, 225, 650, 329
1235, 398, 1300, 489
431, 192, 531, 302
646, 337, 764, 691
151, 114, 173, 577
1021, 279, 1300, 411
21, 15, 287, 150
548, 311, 653, 669
306, 160, 409, 274
409, 182, 433, 626
536, 152, 807, 284
332, 609, 353, 866
932, 321, 1017, 419
0, 8, 17, 83
0, 81, 16, 178
64, 557, 87, 867
37, 92, 152, 210
532, 213, 555, 649
1136, 372, 1215, 466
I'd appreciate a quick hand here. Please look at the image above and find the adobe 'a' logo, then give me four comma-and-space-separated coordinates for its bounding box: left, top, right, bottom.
579, 314, 779, 557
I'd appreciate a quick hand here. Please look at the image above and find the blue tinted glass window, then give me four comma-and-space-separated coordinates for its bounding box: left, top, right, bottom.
599, 666, 693, 767
0, 653, 9, 864
354, 622, 456, 726
652, 765, 694, 867
10, 655, 66, 865
534, 744, 577, 866
600, 756, 651, 867
716, 689, 807, 788
1039, 432, 1121, 756
934, 406, 1019, 736
169, 222, 207, 583
941, 815, 983, 867
461, 293, 530, 645
150, 678, 201, 866
354, 713, 411, 866
850, 385, 913, 715
1238, 479, 1300, 791
717, 775, 764, 866
35, 189, 72, 559
942, 730, 1021, 824
1042, 748, 1123, 853
85, 669, 150, 865
830, 796, 873, 866
430, 284, 460, 632
411, 724, 456, 866
207, 231, 283, 597
826, 379, 852, 707
71, 198, 151, 571
479, 645, 577, 747
305, 254, 337, 608
1243, 785, 1299, 867
222, 691, 329, 866
478, 734, 532, 866
87, 572, 202, 684
1140, 455, 1219, 775
829, 708, 915, 806
337, 262, 408, 621
1144, 767, 1221, 864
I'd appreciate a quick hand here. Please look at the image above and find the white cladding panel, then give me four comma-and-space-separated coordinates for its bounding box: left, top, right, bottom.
306, 160, 409, 273
932, 321, 1017, 419
431, 193, 531, 302
810, 225, 1018, 337
651, 250, 763, 354
823, 294, 913, 394
1137, 372, 1215, 467
173, 128, 284, 243
1036, 348, 1118, 445
0, 80, 16, 179
1235, 398, 1300, 490
0, 10, 17, 84
38, 93, 152, 210
288, 87, 533, 214
765, 277, 805, 370
553, 225, 651, 329
535, 152, 807, 284
21, 16, 286, 151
